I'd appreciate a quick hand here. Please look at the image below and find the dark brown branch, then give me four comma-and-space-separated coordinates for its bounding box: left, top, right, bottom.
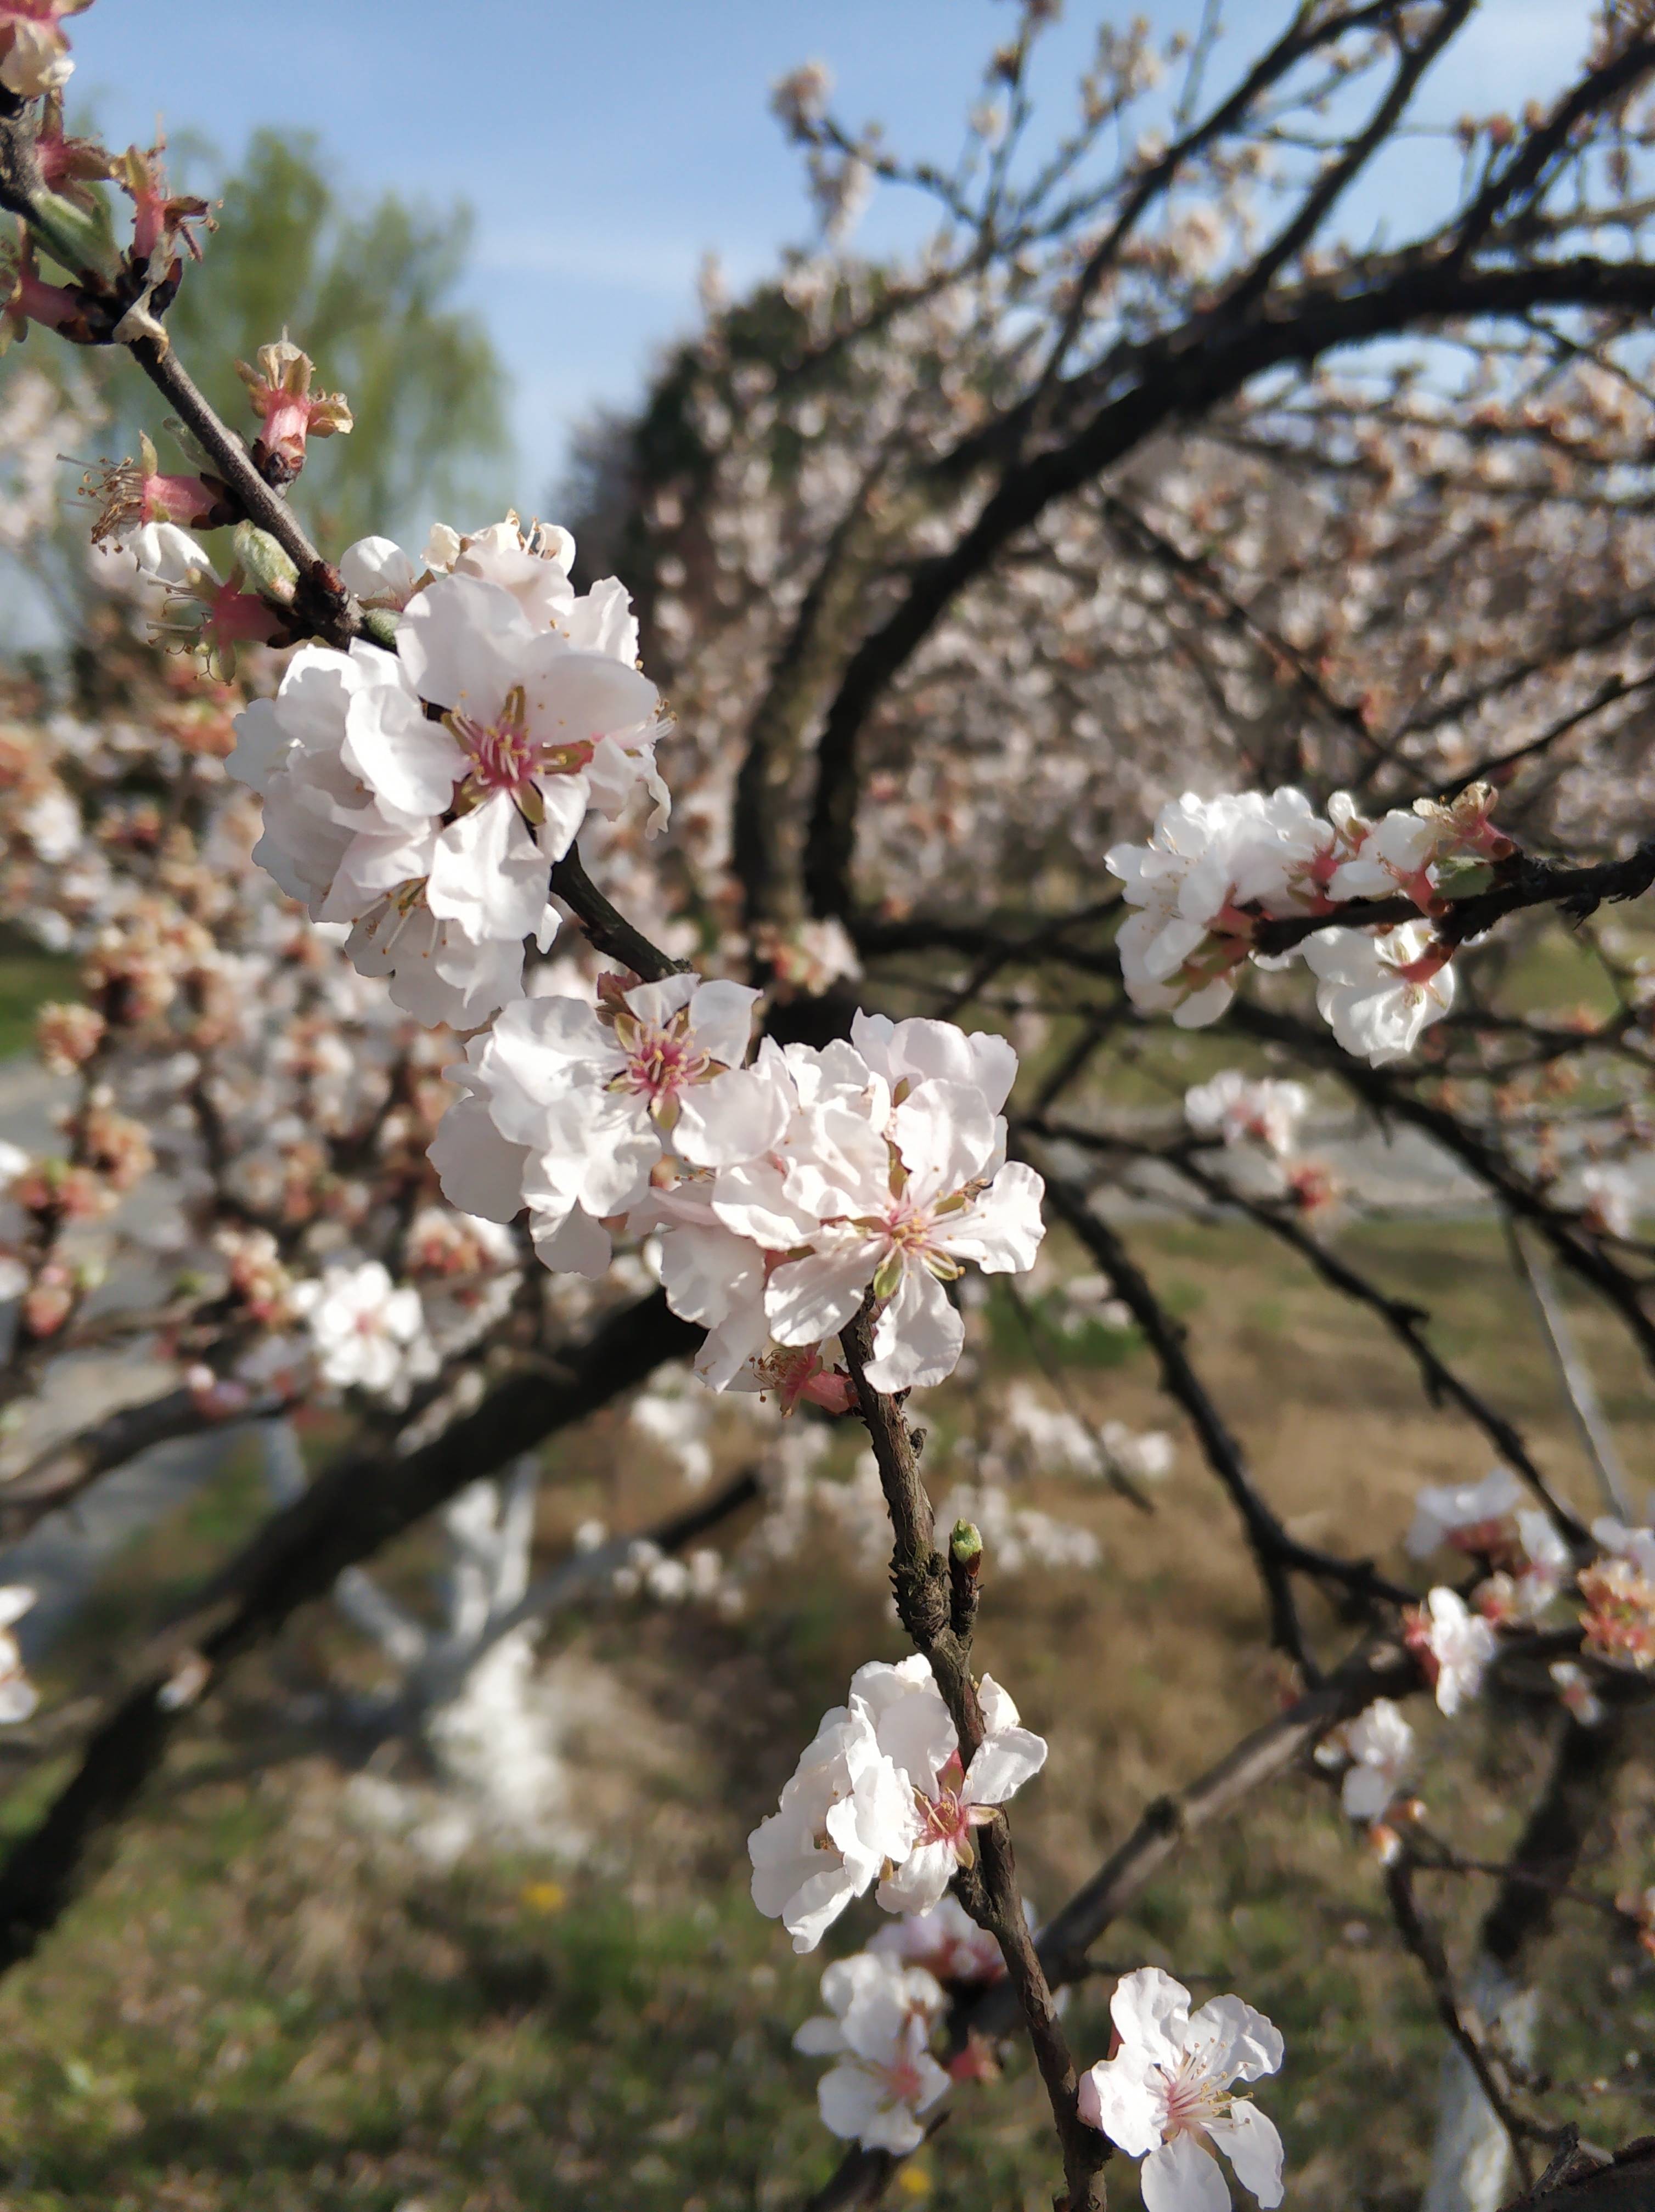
1250, 841, 1655, 960
547, 843, 693, 981
840, 1301, 1108, 2212
1481, 1711, 1626, 1973
1384, 1849, 1548, 2185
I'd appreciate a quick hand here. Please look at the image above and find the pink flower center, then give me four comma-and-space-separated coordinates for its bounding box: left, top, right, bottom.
619, 1030, 713, 1105
448, 683, 595, 797
881, 2055, 926, 2103
1158, 2057, 1229, 2140
914, 1752, 985, 1857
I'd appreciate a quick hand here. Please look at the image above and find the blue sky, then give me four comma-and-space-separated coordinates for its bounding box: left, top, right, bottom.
69, 1, 1597, 507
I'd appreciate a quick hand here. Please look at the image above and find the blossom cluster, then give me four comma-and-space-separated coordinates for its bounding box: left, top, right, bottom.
218, 514, 669, 1029
435, 991, 1046, 1397
1108, 783, 1513, 1062
748, 1654, 1048, 1951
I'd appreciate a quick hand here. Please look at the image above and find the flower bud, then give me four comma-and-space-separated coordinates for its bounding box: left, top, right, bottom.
236, 338, 353, 484
229, 521, 299, 607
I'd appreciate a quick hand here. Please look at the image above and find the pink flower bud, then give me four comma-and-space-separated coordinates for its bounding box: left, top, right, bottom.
236, 339, 353, 484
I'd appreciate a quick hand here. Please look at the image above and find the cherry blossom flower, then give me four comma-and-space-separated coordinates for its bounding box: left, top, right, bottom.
433, 973, 780, 1275
1578, 1556, 1655, 1671
0, 1586, 37, 1723
793, 1951, 950, 2155
132, 521, 289, 677
393, 571, 665, 862
1183, 1071, 1308, 1156
852, 1655, 1048, 1913
292, 1259, 437, 1401
1334, 1699, 1414, 1822
1579, 1163, 1640, 1241
1474, 1509, 1571, 1627
1405, 1466, 1526, 1560
425, 513, 578, 630
732, 1047, 1043, 1393
748, 1699, 919, 1953
1303, 921, 1455, 1064
1078, 1966, 1285, 2212
85, 432, 233, 552
1404, 1586, 1498, 1714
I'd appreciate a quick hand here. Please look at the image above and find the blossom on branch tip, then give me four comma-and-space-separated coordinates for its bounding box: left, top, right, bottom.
1078, 1966, 1285, 2212
1322, 1698, 1414, 1823
1405, 1466, 1526, 1561
292, 1259, 437, 1402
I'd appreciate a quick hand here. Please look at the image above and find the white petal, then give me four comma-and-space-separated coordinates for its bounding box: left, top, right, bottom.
1141, 2134, 1233, 2212
673, 1068, 788, 1169
428, 1092, 528, 1223
1187, 1994, 1285, 2084
1207, 2101, 1285, 2208
1077, 2052, 1164, 2158
426, 797, 548, 943
1110, 1967, 1192, 2071
864, 1267, 963, 1393
945, 1161, 1046, 1275
766, 1243, 880, 1346
890, 1081, 997, 1207
963, 1724, 1047, 1808
531, 770, 592, 862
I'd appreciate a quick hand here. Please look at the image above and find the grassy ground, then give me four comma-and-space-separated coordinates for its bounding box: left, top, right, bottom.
0, 1211, 1651, 2210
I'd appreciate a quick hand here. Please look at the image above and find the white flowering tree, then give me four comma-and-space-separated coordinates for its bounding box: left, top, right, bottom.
3, 5, 1655, 2209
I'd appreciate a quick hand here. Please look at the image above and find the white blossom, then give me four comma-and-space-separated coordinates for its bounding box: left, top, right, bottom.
1336, 1699, 1414, 1822
793, 1951, 949, 2155
1183, 1071, 1308, 1157
854, 1655, 1048, 1914
0, 1587, 37, 1724
292, 1260, 437, 1401
748, 1699, 919, 1953
869, 1894, 1006, 1984
1406, 1586, 1498, 1716
1078, 1966, 1286, 2212
1405, 1466, 1525, 1560
1303, 921, 1455, 1064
